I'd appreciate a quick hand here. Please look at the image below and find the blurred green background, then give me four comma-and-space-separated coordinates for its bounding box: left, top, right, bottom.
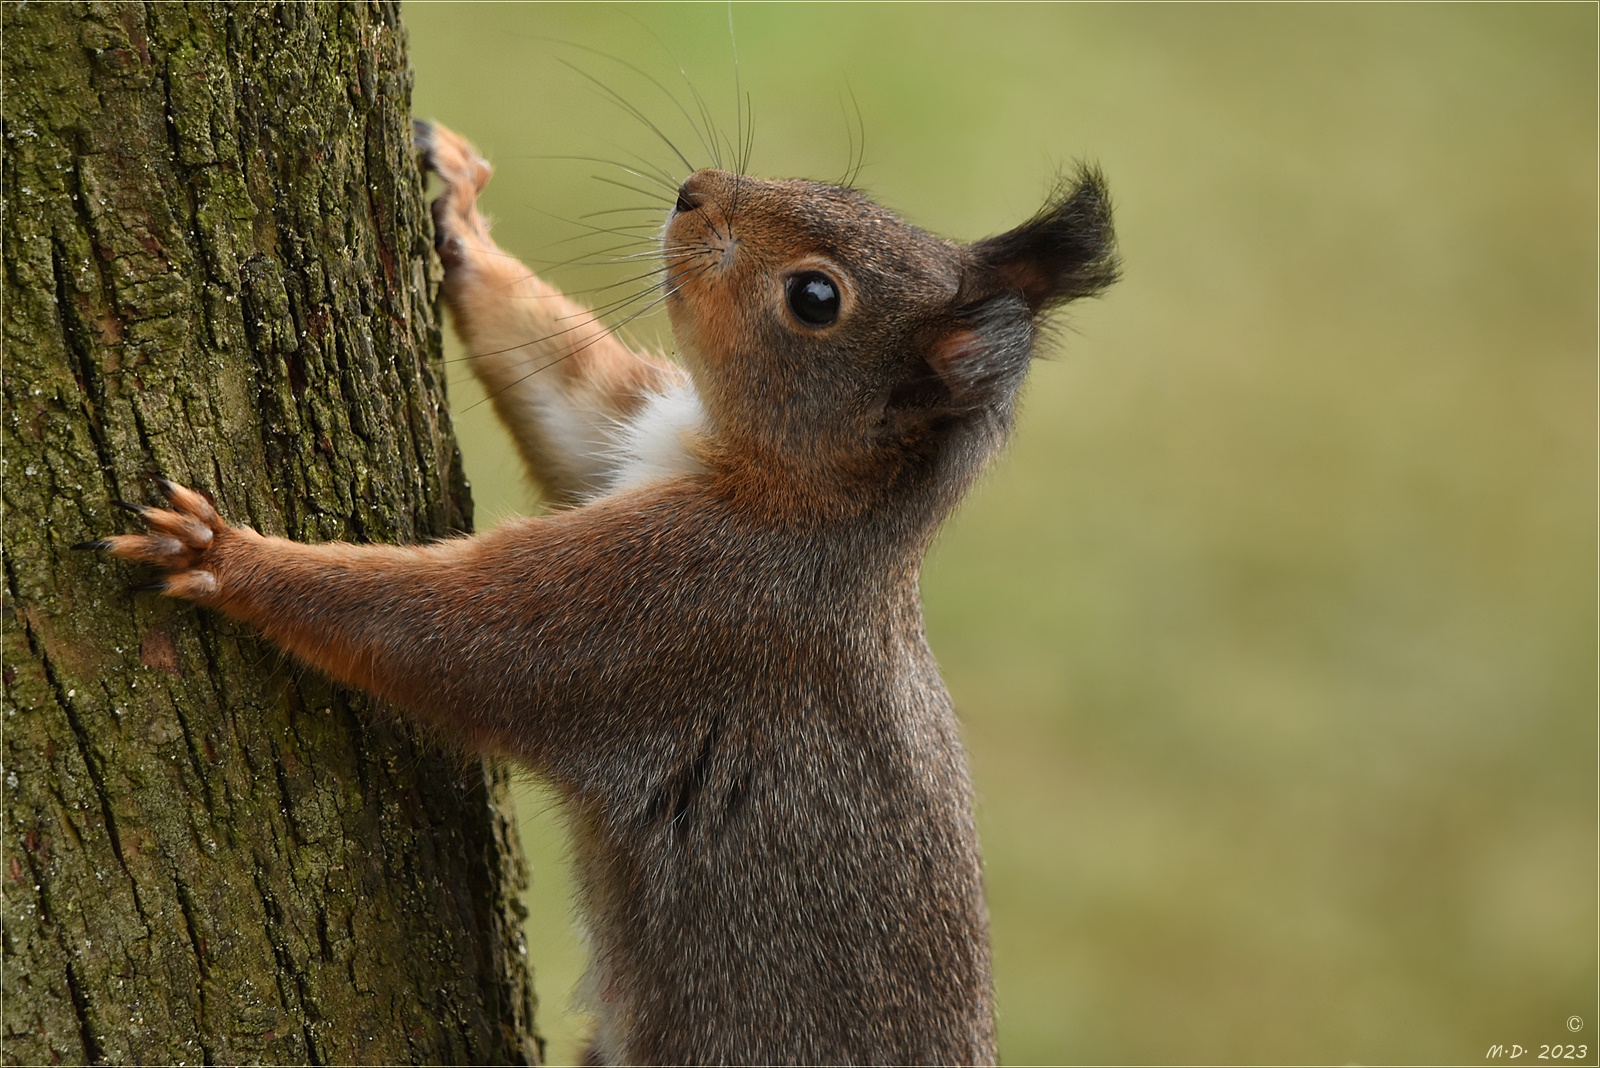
403, 4, 1596, 1064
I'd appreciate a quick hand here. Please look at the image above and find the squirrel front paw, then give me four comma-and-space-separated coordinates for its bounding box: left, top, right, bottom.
79, 477, 237, 603
414, 120, 494, 269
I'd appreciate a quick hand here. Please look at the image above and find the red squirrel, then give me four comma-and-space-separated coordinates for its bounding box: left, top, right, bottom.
89, 120, 1118, 1064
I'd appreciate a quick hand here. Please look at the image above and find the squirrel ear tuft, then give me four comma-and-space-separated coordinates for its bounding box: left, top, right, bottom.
969, 165, 1120, 316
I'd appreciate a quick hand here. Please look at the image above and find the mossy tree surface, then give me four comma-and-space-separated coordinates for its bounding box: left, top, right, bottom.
2, 4, 539, 1063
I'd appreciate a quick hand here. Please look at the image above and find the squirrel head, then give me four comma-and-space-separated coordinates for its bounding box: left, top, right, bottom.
664, 167, 1118, 523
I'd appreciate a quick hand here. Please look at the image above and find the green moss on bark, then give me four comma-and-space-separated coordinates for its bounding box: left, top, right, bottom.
2, 4, 538, 1063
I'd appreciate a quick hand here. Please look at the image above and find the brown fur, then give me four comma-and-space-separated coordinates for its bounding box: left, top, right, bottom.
100, 123, 1117, 1065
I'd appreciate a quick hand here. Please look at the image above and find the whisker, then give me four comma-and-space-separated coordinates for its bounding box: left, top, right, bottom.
581, 205, 670, 220
536, 32, 721, 171
684, 70, 725, 172
600, 246, 702, 264
516, 153, 680, 196
554, 265, 699, 322
453, 250, 705, 363
474, 252, 676, 304
514, 243, 656, 273
454, 244, 557, 266
464, 264, 712, 411
449, 273, 688, 366
487, 264, 677, 307
614, 9, 726, 170
738, 92, 755, 177
516, 238, 696, 273
556, 57, 696, 175
836, 85, 864, 187
618, 146, 686, 192
508, 201, 661, 246
496, 260, 684, 304
591, 173, 670, 204
726, 2, 748, 175
535, 227, 657, 254
847, 84, 868, 187
545, 261, 684, 300
446, 294, 644, 365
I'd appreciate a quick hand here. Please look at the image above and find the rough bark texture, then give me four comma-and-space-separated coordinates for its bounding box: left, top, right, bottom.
2, 3, 540, 1063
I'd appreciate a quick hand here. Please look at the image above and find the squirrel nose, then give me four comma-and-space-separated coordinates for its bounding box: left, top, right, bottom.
674, 181, 701, 214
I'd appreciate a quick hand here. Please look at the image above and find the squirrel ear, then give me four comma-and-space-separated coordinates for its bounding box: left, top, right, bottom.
969, 165, 1120, 316
910, 293, 1036, 413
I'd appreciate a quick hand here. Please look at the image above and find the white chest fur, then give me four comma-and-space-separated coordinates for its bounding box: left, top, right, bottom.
601, 379, 709, 495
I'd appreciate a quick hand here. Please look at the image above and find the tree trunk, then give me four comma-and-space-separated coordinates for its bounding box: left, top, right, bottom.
2, 3, 540, 1063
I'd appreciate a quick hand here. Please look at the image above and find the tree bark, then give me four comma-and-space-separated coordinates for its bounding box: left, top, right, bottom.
2, 3, 540, 1063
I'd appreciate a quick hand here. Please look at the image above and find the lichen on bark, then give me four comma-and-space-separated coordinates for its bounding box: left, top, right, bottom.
2, 4, 540, 1063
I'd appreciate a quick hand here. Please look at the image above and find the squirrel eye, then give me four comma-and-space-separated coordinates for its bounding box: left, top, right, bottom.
785, 271, 841, 328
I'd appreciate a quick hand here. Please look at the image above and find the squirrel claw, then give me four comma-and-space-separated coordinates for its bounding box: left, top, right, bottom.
94, 476, 231, 602
414, 121, 494, 269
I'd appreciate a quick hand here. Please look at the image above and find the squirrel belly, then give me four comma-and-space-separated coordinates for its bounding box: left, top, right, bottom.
99, 120, 1116, 1065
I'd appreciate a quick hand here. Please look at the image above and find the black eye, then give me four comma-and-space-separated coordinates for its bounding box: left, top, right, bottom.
785, 271, 841, 328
